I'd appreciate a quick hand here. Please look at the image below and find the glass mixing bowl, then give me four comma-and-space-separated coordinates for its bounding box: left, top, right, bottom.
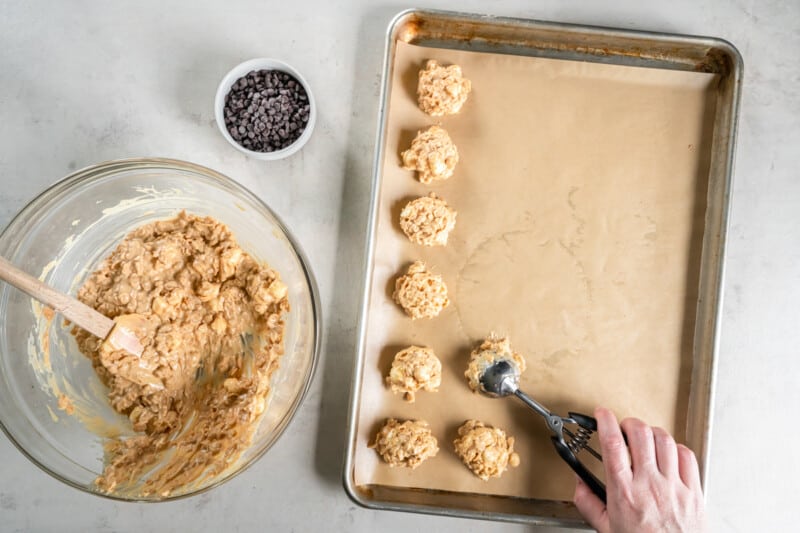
0, 158, 320, 501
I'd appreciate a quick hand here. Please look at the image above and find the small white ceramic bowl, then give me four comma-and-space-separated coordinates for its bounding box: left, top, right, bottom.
214, 58, 316, 160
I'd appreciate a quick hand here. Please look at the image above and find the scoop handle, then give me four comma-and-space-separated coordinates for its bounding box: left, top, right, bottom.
0, 255, 114, 339
552, 436, 607, 503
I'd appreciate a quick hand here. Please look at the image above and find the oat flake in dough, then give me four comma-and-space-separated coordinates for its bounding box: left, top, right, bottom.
72, 211, 289, 497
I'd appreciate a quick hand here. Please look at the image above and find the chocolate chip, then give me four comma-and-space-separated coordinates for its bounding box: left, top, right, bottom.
223, 69, 310, 153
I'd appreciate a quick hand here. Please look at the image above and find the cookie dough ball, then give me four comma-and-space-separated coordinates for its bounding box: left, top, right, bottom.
417, 59, 472, 116
453, 420, 520, 480
399, 193, 457, 247
393, 261, 449, 319
465, 336, 527, 393
401, 125, 459, 184
369, 419, 439, 468
386, 346, 442, 402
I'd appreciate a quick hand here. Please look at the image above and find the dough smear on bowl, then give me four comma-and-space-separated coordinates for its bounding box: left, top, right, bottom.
453, 420, 520, 480
399, 193, 457, 247
400, 125, 459, 184
386, 345, 442, 402
392, 260, 449, 319
369, 418, 439, 468
417, 59, 472, 116
72, 211, 289, 497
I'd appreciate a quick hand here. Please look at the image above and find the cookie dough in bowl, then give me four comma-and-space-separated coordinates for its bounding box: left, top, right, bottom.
0, 158, 320, 501
73, 212, 290, 495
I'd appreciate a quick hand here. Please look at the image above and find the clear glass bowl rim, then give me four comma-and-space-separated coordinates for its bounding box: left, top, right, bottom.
0, 157, 322, 502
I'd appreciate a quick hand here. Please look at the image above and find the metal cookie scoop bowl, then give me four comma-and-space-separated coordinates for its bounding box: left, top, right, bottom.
478, 357, 608, 503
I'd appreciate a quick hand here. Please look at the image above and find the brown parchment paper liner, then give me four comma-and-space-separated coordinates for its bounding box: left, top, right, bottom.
353, 41, 717, 501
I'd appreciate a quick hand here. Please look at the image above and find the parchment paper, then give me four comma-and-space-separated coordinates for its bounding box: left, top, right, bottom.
354, 41, 717, 501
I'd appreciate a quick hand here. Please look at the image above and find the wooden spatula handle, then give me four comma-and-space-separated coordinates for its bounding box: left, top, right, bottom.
0, 256, 114, 339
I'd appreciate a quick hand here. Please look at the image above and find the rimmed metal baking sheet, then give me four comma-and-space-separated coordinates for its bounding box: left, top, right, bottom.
344, 8, 741, 527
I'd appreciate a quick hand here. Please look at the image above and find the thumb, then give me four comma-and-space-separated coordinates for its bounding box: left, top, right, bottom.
573, 476, 609, 533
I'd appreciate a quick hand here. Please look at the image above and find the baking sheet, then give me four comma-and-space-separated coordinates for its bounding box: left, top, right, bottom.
352, 40, 717, 502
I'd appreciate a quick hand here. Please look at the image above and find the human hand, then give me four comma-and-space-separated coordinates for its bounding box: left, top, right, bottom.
573, 408, 707, 533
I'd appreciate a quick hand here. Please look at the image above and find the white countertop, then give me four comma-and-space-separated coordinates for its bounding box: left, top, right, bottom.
1, 1, 797, 531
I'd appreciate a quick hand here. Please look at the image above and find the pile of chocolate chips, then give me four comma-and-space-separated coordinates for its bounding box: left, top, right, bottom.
223, 69, 310, 153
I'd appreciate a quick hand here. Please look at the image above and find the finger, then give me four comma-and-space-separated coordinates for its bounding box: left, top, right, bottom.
595, 407, 631, 484
620, 417, 657, 476
653, 426, 678, 478
677, 444, 703, 490
574, 476, 610, 533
